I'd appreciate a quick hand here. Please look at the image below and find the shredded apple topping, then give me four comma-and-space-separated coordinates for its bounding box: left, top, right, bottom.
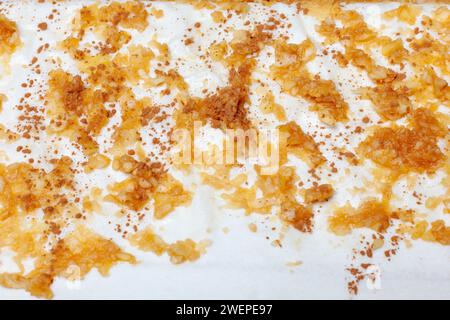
0, 14, 20, 58
0, 0, 448, 299
181, 64, 253, 130
359, 108, 446, 174
271, 39, 349, 125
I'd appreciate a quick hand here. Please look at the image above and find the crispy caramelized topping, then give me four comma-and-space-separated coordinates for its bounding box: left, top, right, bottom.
281, 203, 314, 233
404, 66, 450, 112
329, 199, 392, 235
0, 157, 74, 220
179, 26, 272, 131
383, 4, 421, 25
358, 85, 411, 121
83, 153, 111, 173
108, 156, 192, 217
221, 165, 314, 233
0, 226, 135, 299
409, 107, 447, 139
74, 1, 149, 53
227, 25, 271, 66
181, 64, 253, 130
344, 46, 411, 120
415, 220, 450, 246
47, 70, 109, 155
259, 92, 287, 121
0, 14, 20, 57
317, 10, 377, 46
167, 239, 203, 264
409, 33, 449, 76
279, 121, 326, 168
108, 156, 166, 210
304, 184, 334, 204
429, 6, 450, 45
271, 39, 348, 125
130, 228, 204, 264
359, 109, 446, 173
317, 9, 409, 66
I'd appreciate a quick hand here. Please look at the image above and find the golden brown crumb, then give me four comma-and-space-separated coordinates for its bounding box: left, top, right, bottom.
279, 121, 326, 168
359, 110, 446, 174
75, 1, 149, 53
181, 64, 252, 130
281, 203, 314, 233
383, 4, 421, 25
329, 199, 392, 235
304, 184, 334, 204
0, 14, 21, 56
271, 39, 349, 125
130, 227, 205, 265
108, 156, 192, 217
129, 228, 168, 256
0, 226, 135, 299
167, 239, 201, 264
222, 165, 315, 233
47, 70, 109, 155
344, 46, 411, 120
259, 92, 286, 121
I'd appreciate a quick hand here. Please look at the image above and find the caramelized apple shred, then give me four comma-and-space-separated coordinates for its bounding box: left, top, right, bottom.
359, 108, 446, 174
227, 25, 271, 67
408, 220, 450, 246
383, 4, 421, 25
47, 70, 109, 155
108, 155, 192, 217
0, 0, 449, 299
180, 64, 253, 130
73, 1, 148, 54
0, 157, 75, 219
260, 92, 287, 121
271, 39, 349, 125
304, 184, 334, 204
0, 14, 20, 57
279, 121, 326, 168
331, 200, 450, 246
130, 228, 203, 264
221, 165, 314, 233
329, 200, 393, 235
179, 26, 271, 130
344, 46, 411, 120
318, 8, 449, 107
0, 226, 136, 299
